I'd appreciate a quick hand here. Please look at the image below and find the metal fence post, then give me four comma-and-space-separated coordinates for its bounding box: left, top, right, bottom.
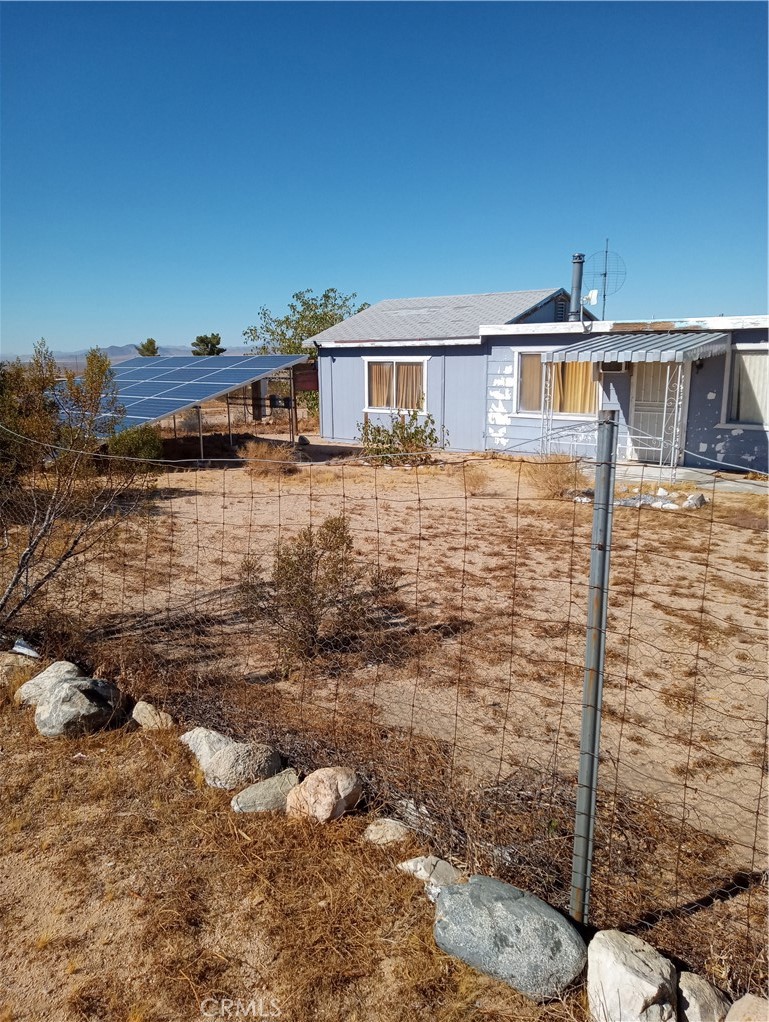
570, 409, 618, 924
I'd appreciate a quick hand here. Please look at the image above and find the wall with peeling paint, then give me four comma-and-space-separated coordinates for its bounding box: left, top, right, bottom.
683, 335, 768, 472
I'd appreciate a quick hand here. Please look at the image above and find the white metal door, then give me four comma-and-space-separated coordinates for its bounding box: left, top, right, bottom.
628, 363, 673, 462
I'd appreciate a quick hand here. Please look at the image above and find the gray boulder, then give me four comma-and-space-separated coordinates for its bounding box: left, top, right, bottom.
587, 929, 677, 1021
678, 971, 730, 1022
34, 677, 128, 737
231, 768, 299, 813
15, 660, 84, 707
180, 727, 281, 790
434, 876, 587, 1002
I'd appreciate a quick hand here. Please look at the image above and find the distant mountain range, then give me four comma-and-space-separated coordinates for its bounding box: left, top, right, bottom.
5, 344, 253, 366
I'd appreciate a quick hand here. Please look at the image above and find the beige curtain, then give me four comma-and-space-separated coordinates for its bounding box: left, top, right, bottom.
556, 362, 596, 414
368, 362, 393, 408
519, 354, 543, 412
396, 362, 423, 409
730, 352, 767, 424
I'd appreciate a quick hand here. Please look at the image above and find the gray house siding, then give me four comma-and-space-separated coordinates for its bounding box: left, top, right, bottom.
683, 328, 768, 471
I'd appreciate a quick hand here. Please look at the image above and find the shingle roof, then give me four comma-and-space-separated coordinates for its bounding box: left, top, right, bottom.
308, 289, 565, 345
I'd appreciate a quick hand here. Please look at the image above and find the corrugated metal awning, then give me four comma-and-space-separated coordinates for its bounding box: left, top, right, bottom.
542, 331, 730, 365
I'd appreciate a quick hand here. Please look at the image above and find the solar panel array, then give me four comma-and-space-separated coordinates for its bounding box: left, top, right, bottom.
110, 354, 309, 430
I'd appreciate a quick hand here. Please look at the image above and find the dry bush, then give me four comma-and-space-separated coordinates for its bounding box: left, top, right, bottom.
522, 455, 590, 499
238, 439, 299, 477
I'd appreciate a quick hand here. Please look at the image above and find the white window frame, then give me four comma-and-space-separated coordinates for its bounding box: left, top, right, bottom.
509, 347, 601, 418
719, 343, 768, 430
362, 355, 430, 413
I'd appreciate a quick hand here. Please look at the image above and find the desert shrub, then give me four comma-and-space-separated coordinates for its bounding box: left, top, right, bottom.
357, 410, 444, 465
522, 453, 591, 499
237, 514, 400, 665
106, 424, 162, 467
178, 407, 204, 433
238, 439, 298, 477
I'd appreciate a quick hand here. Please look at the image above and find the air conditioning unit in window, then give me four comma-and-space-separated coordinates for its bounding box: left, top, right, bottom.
593, 360, 632, 380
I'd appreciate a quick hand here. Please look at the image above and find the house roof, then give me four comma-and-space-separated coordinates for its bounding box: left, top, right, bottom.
308, 289, 567, 347
543, 331, 732, 365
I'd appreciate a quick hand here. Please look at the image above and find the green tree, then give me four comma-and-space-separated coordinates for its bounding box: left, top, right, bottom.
242, 288, 368, 355
0, 341, 154, 624
191, 333, 226, 356
135, 337, 159, 356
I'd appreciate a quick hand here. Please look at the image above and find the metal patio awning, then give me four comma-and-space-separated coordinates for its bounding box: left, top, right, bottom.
542, 331, 730, 365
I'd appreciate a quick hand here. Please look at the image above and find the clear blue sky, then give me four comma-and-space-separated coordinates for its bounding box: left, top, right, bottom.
1, 1, 766, 354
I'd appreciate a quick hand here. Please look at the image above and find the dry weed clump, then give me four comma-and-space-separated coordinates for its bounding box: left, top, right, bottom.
521, 455, 591, 500
238, 438, 299, 477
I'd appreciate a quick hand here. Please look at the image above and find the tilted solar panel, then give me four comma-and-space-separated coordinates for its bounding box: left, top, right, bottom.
110, 354, 309, 431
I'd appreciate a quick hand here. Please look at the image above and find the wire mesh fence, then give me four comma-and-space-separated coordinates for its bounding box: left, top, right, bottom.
1, 428, 767, 999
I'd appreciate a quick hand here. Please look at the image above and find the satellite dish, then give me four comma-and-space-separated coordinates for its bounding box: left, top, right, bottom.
585, 241, 626, 318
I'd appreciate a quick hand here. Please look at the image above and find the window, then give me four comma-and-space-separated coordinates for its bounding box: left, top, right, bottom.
727, 350, 767, 425
517, 353, 597, 415
366, 360, 425, 411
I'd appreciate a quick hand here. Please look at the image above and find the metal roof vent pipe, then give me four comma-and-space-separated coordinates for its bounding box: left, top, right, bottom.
568, 253, 585, 322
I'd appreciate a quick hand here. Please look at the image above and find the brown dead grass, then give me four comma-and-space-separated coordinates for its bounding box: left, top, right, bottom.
0, 701, 587, 1022
521, 455, 590, 500
238, 439, 299, 477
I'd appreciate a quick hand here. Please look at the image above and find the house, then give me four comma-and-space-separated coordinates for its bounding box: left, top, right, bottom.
309, 288, 577, 452
309, 291, 768, 473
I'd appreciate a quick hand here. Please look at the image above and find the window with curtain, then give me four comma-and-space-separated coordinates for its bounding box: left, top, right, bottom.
728, 351, 767, 425
517, 354, 597, 415
366, 361, 425, 410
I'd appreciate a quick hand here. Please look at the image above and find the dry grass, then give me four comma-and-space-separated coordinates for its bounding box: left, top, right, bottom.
238, 439, 299, 477
0, 702, 587, 1022
521, 455, 590, 499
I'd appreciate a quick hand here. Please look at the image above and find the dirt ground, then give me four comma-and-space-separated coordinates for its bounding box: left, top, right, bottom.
3, 426, 767, 1007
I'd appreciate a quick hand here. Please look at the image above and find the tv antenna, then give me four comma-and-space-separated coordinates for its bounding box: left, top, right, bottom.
585, 240, 626, 319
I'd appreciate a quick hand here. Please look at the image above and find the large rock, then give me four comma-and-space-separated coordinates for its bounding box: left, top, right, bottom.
587, 929, 677, 1021
180, 727, 281, 790
364, 818, 411, 845
0, 652, 35, 689
678, 972, 730, 1022
285, 766, 362, 823
231, 769, 299, 813
34, 677, 129, 738
683, 492, 708, 510
132, 700, 174, 730
14, 660, 84, 707
434, 876, 587, 1002
726, 995, 769, 1021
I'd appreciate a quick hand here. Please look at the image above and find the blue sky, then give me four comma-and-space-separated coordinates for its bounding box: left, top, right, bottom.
1, 1, 766, 354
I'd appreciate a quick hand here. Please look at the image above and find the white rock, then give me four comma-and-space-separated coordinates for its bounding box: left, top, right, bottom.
285, 766, 362, 823
726, 994, 769, 1021
132, 700, 174, 730
180, 727, 281, 790
0, 652, 35, 688
35, 677, 129, 737
661, 502, 680, 510
678, 972, 730, 1022
656, 487, 669, 497
587, 929, 677, 1022
683, 492, 708, 510
231, 769, 299, 813
14, 660, 84, 707
650, 500, 666, 510
398, 854, 463, 892
363, 818, 411, 845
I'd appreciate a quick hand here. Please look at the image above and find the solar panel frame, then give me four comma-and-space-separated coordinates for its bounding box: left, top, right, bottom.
109, 354, 309, 431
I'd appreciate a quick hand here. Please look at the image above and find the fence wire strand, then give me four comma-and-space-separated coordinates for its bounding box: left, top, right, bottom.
1, 421, 767, 999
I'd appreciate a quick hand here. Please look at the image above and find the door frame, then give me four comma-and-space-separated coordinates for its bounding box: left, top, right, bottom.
627, 361, 691, 465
